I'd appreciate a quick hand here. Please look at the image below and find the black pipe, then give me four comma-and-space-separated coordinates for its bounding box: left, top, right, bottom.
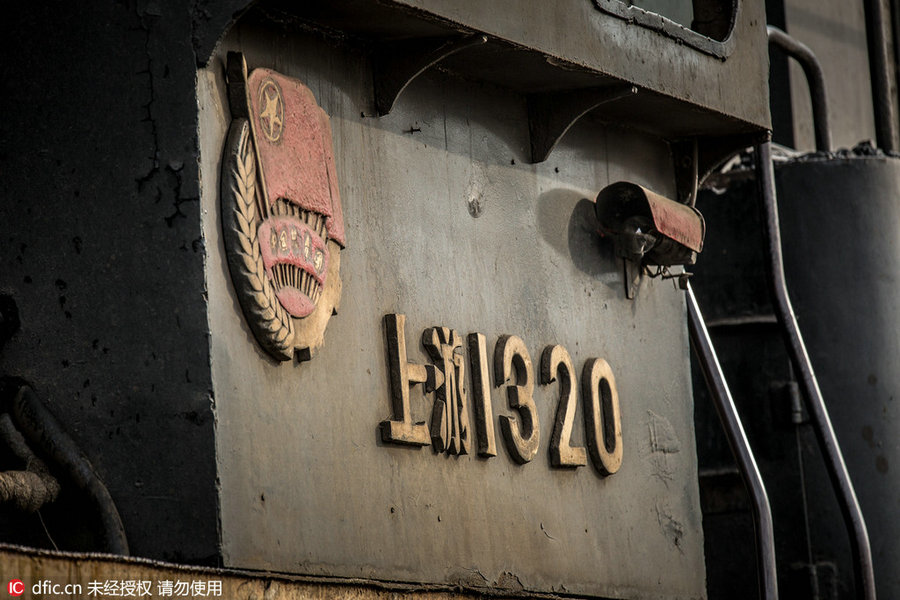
863, 0, 897, 152
755, 141, 876, 600
767, 26, 832, 152
0, 413, 60, 512
686, 283, 778, 600
10, 386, 129, 555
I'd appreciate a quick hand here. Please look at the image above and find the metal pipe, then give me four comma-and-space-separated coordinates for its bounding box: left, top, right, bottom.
686, 283, 778, 600
863, 0, 897, 152
767, 26, 832, 152
0, 413, 60, 512
755, 141, 876, 600
10, 386, 129, 555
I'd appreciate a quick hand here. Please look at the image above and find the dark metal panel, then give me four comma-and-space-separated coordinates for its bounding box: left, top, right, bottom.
0, 0, 219, 562
777, 154, 900, 600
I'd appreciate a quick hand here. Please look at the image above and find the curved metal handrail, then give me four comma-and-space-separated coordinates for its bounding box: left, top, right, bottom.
686, 283, 778, 600
755, 141, 876, 600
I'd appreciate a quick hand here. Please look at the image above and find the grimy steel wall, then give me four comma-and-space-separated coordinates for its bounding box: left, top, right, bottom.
202, 28, 702, 600
198, 2, 767, 599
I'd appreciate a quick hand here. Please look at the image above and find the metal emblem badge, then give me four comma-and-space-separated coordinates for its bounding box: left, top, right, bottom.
221, 53, 346, 361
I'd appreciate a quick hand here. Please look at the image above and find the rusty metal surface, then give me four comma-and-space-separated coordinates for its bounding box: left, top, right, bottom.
0, 0, 752, 592
644, 193, 705, 254
595, 182, 705, 265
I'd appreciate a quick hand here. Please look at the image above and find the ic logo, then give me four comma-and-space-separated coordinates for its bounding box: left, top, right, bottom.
7, 579, 24, 596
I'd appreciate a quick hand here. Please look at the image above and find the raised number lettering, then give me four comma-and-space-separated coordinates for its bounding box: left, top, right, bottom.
423, 327, 470, 455
467, 333, 497, 457
453, 348, 471, 455
380, 313, 436, 446
494, 335, 539, 464
541, 345, 587, 468
582, 358, 623, 475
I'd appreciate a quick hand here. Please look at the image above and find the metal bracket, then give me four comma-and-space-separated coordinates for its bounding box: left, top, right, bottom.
527, 85, 637, 163
373, 34, 488, 116
770, 380, 807, 426
623, 258, 641, 300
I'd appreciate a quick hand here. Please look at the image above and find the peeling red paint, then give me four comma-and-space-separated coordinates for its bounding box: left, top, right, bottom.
248, 69, 346, 247
645, 192, 705, 253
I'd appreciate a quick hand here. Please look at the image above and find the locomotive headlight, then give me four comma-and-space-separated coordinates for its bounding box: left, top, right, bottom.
595, 181, 705, 266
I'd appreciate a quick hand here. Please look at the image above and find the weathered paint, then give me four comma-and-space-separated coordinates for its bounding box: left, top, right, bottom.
201, 17, 706, 600
246, 68, 346, 246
